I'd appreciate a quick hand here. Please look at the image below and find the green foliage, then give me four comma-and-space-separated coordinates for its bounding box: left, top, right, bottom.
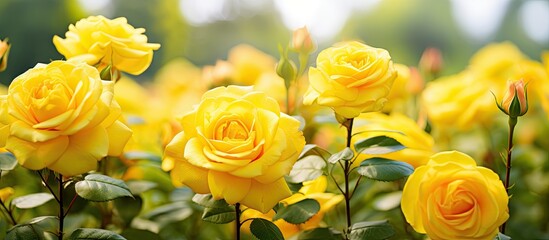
192, 193, 230, 209
273, 198, 320, 224
67, 228, 126, 240
373, 191, 402, 211
249, 218, 284, 240
6, 216, 58, 240
201, 206, 236, 224
299, 144, 332, 159
75, 174, 133, 202
121, 228, 160, 240
287, 155, 326, 183
114, 196, 143, 226
143, 202, 193, 225
496, 232, 512, 240
349, 220, 395, 240
328, 147, 354, 164
11, 193, 55, 209
298, 227, 342, 240
357, 158, 414, 182
354, 136, 405, 155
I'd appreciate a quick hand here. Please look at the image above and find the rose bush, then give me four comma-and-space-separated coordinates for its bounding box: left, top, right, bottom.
0, 60, 132, 176
303, 41, 397, 118
401, 151, 509, 240
53, 15, 160, 75
163, 85, 305, 213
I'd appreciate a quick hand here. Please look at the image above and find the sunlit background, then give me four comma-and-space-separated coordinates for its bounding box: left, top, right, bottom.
0, 0, 548, 84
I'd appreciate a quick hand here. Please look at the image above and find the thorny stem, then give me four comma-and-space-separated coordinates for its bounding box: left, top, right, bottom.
501, 117, 517, 234
38, 171, 60, 203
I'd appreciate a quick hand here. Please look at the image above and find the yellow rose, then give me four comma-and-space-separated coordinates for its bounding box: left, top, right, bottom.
53, 15, 160, 75
0, 187, 14, 202
163, 86, 305, 213
401, 151, 509, 240
303, 41, 397, 119
0, 60, 132, 176
241, 176, 344, 239
354, 112, 435, 168
383, 64, 412, 113
421, 72, 497, 130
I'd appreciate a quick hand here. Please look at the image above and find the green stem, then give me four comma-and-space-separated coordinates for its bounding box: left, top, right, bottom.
58, 173, 64, 240
285, 86, 291, 115
0, 199, 16, 225
501, 117, 517, 234
235, 203, 241, 240
343, 118, 354, 238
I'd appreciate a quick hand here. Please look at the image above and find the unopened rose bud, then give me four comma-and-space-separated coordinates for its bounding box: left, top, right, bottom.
498, 79, 528, 118
407, 67, 424, 95
291, 26, 315, 54
0, 38, 11, 72
419, 47, 443, 75
276, 49, 297, 89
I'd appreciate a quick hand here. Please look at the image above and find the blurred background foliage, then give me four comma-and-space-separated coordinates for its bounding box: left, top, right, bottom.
0, 0, 547, 85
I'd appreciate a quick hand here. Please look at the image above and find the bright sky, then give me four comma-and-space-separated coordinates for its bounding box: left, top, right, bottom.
78, 0, 549, 44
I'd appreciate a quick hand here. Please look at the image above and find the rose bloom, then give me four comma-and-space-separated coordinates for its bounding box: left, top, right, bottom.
303, 41, 397, 119
53, 15, 160, 75
163, 86, 305, 213
0, 38, 10, 72
421, 71, 498, 130
0, 61, 132, 176
241, 176, 343, 238
401, 151, 509, 240
354, 112, 435, 168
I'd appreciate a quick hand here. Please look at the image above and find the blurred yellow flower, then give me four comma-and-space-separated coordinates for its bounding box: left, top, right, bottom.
422, 72, 497, 130
354, 112, 435, 168
0, 61, 132, 176
204, 44, 277, 87
0, 187, 14, 202
383, 64, 413, 113
401, 151, 508, 240
53, 15, 160, 75
163, 86, 305, 213
303, 41, 397, 119
242, 176, 344, 238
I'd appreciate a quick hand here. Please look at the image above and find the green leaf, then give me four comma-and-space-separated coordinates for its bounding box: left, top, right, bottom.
143, 202, 193, 225
287, 155, 326, 183
273, 199, 320, 224
299, 144, 331, 159
495, 232, 511, 240
114, 196, 143, 226
250, 218, 284, 240
356, 158, 414, 182
6, 216, 58, 240
0, 152, 17, 171
75, 174, 133, 202
202, 205, 235, 224
192, 194, 230, 208
349, 220, 395, 240
121, 228, 160, 240
125, 180, 157, 195
354, 136, 405, 155
327, 147, 354, 164
298, 228, 341, 240
12, 193, 55, 209
67, 228, 126, 240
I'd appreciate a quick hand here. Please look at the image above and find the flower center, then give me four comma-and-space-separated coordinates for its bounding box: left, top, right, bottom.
218, 120, 249, 141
